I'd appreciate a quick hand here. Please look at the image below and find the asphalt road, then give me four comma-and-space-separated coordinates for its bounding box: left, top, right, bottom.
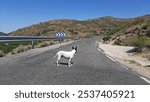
0, 37, 149, 84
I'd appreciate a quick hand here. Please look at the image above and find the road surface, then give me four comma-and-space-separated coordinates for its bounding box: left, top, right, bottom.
0, 37, 149, 84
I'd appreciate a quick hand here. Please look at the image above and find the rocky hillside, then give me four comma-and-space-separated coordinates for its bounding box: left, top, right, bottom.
10, 16, 130, 37
10, 15, 150, 47
4, 15, 150, 60
109, 15, 150, 46
101, 15, 150, 60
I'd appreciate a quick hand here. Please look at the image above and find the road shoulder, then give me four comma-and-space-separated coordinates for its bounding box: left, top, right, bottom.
97, 41, 150, 80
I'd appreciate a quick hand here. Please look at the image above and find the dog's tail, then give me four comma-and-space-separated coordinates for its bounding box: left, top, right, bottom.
53, 53, 57, 58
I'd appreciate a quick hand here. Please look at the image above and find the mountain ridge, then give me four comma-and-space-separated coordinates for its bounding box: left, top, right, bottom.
10, 15, 150, 40
0, 32, 7, 36
9, 16, 131, 36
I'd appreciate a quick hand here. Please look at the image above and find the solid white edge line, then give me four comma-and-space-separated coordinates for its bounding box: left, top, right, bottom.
122, 65, 129, 70
140, 76, 150, 84
97, 42, 150, 84
105, 54, 117, 62
97, 48, 103, 53
97, 48, 116, 62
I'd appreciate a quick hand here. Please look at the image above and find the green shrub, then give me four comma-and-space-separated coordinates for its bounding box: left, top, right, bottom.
133, 36, 150, 47
146, 30, 150, 37
84, 33, 94, 38
133, 18, 145, 25
0, 50, 5, 57
0, 42, 30, 54
103, 35, 111, 42
0, 41, 57, 56
114, 35, 150, 47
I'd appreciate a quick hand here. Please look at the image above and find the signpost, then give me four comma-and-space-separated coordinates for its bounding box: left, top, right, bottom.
56, 32, 66, 37
56, 32, 66, 43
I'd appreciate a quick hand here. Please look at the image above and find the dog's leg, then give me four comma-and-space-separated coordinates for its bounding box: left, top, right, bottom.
71, 59, 73, 65
56, 60, 59, 66
68, 58, 72, 67
56, 56, 61, 66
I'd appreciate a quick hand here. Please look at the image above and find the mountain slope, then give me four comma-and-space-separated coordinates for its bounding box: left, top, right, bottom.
111, 15, 150, 46
10, 15, 150, 46
10, 17, 131, 37
3, 15, 150, 60
0, 32, 7, 36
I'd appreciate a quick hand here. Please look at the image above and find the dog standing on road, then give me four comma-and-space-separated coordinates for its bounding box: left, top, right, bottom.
53, 46, 77, 67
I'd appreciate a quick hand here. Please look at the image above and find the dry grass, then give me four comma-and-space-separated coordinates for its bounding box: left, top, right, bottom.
0, 41, 59, 57
10, 41, 56, 55
11, 45, 32, 55
128, 60, 141, 66
141, 50, 150, 61
36, 41, 55, 48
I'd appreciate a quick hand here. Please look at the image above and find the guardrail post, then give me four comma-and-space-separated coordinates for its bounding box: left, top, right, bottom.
59, 39, 61, 43
32, 41, 34, 49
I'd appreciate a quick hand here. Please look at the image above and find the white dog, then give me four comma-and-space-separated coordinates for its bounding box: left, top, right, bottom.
54, 46, 77, 67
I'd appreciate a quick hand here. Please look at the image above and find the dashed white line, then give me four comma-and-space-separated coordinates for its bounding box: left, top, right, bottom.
140, 76, 150, 84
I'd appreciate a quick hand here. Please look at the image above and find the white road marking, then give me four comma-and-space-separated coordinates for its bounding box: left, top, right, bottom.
97, 48, 104, 53
97, 42, 150, 84
97, 48, 116, 62
140, 76, 150, 84
122, 65, 129, 70
105, 55, 117, 62
27, 53, 41, 58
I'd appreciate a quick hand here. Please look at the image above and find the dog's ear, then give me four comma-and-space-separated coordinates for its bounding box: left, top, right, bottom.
75, 46, 77, 49
75, 46, 77, 52
72, 46, 74, 49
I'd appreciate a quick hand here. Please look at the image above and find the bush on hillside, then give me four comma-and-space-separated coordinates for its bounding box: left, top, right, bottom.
0, 42, 31, 54
0, 50, 5, 57
133, 36, 150, 47
11, 45, 32, 55
103, 36, 111, 42
113, 35, 150, 47
36, 41, 55, 48
146, 30, 150, 37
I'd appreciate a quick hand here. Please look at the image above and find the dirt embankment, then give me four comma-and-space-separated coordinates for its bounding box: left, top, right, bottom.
98, 42, 150, 79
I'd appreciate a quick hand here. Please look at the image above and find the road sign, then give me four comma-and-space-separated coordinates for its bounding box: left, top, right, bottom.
56, 32, 66, 37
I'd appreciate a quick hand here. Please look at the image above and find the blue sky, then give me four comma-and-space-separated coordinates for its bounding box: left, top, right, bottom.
0, 0, 150, 33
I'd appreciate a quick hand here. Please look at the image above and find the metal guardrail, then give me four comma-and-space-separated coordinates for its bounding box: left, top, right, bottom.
0, 36, 73, 42
0, 36, 73, 49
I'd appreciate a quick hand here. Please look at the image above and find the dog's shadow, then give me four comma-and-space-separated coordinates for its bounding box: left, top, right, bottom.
59, 62, 74, 66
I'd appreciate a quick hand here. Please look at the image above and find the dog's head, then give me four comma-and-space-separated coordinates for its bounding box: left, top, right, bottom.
72, 46, 77, 53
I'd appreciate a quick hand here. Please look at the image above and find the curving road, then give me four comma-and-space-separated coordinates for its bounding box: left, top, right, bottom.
0, 37, 149, 84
